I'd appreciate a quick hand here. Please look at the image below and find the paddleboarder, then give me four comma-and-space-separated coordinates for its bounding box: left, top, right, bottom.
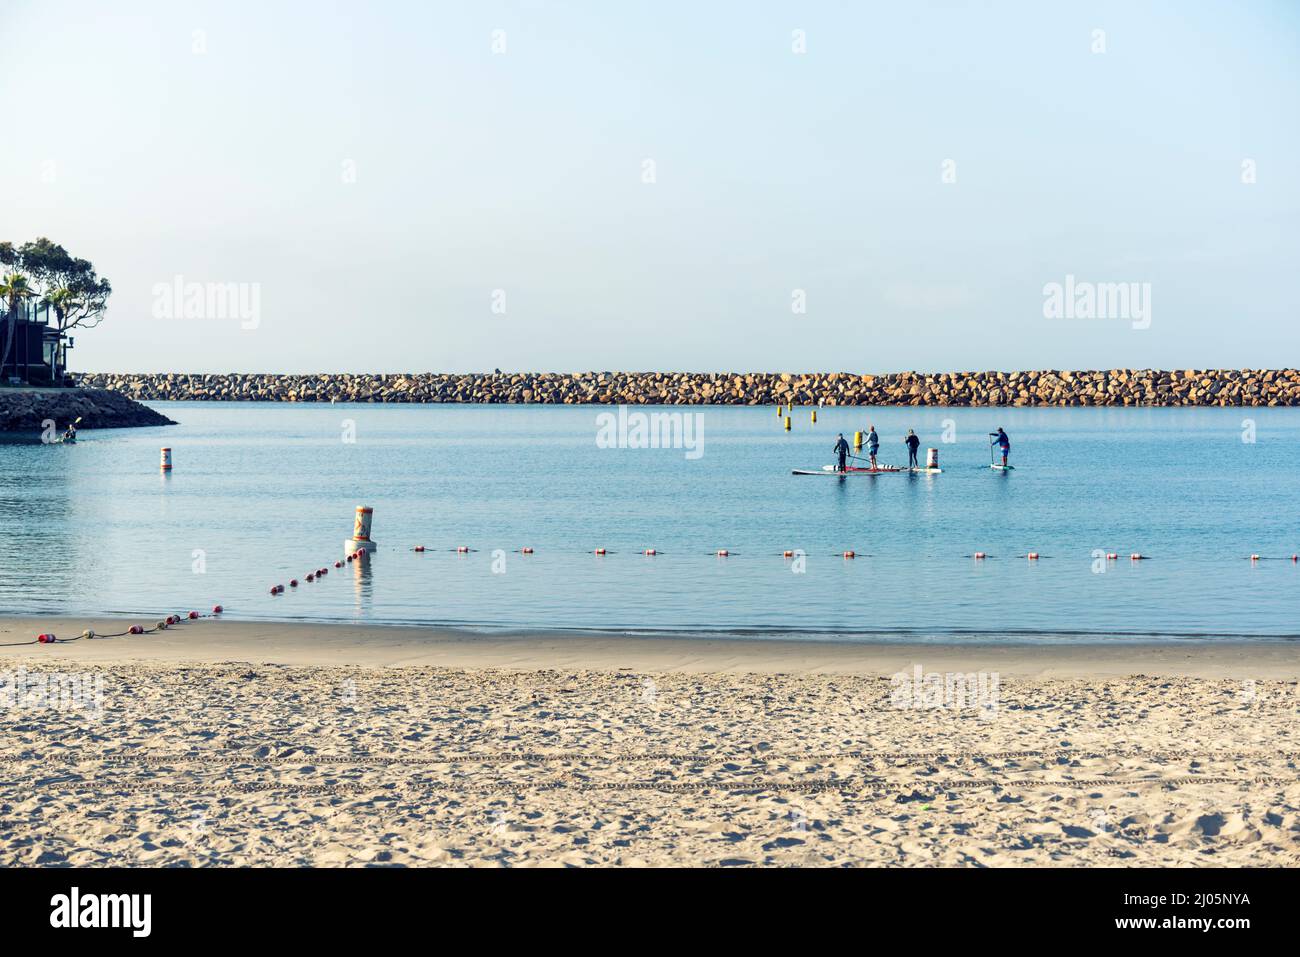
865, 426, 880, 469
833, 433, 850, 472
904, 429, 921, 468
990, 427, 1011, 467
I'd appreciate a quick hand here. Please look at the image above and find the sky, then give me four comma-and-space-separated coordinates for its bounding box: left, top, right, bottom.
1, 0, 1297, 374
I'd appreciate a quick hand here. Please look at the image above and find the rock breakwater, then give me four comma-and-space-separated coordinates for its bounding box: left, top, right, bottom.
0, 387, 176, 431
73, 370, 1300, 407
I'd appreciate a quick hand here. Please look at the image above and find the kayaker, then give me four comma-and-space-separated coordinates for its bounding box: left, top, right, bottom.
990, 427, 1011, 467
904, 429, 920, 468
832, 433, 850, 472
62, 423, 77, 443
865, 426, 880, 469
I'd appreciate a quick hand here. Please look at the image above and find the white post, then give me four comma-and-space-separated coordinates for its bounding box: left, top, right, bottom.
345, 505, 376, 556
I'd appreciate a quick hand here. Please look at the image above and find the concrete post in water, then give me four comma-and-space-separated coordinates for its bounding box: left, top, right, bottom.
345, 505, 377, 557
927, 448, 939, 468
160, 447, 172, 470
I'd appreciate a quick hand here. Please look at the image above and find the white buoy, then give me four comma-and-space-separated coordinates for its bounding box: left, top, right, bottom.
926, 447, 939, 469
345, 505, 377, 557
160, 447, 172, 470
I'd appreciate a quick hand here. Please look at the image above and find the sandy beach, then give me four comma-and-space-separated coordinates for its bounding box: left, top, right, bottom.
1, 617, 1296, 867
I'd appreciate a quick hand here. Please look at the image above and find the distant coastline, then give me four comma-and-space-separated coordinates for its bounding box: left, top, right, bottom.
75, 369, 1300, 406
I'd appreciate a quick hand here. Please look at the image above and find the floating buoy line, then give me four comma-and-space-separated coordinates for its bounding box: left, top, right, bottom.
11, 498, 1296, 647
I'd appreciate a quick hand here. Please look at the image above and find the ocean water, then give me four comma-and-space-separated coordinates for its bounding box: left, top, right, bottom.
1, 402, 1297, 641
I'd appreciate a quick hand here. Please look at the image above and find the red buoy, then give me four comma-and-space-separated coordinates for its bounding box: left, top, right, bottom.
973, 552, 986, 559
414, 545, 425, 552
1026, 552, 1039, 560
644, 548, 657, 556
716, 549, 729, 557
843, 550, 855, 559
212, 605, 223, 614
334, 561, 342, 568
594, 548, 606, 555
129, 624, 144, 634
521, 547, 534, 554
1130, 553, 1143, 560
187, 611, 199, 620
782, 550, 794, 558
289, 579, 299, 587
456, 546, 469, 553
37, 633, 56, 643
1250, 554, 1261, 562
1106, 553, 1118, 560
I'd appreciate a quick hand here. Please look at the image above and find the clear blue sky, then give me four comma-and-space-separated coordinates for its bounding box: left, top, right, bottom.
2, 0, 1297, 373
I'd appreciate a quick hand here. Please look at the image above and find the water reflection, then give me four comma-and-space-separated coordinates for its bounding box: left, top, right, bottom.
349, 545, 373, 614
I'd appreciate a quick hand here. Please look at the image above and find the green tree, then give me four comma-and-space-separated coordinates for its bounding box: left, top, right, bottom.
19, 238, 112, 333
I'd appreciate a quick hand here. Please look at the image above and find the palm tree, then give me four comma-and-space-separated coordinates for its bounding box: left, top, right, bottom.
0, 271, 34, 311
0, 272, 36, 381
42, 286, 82, 378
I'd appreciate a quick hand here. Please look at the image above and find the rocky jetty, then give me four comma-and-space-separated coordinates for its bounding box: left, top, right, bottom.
72, 370, 1300, 407
0, 387, 176, 432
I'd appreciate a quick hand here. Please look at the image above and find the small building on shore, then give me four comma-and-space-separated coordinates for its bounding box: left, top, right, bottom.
1, 300, 72, 386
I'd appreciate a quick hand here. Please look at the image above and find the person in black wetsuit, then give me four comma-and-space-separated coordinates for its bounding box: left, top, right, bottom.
904, 429, 921, 468
833, 433, 850, 472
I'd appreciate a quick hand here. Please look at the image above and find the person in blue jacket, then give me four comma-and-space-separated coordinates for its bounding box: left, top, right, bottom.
990, 427, 1011, 467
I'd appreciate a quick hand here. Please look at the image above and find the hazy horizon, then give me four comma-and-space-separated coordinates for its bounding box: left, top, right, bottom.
3, 0, 1298, 374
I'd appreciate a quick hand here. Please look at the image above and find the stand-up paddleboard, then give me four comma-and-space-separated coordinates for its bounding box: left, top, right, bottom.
909, 466, 942, 474
990, 464, 1015, 471
793, 465, 905, 476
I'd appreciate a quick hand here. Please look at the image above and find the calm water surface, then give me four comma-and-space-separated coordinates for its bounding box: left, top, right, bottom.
2, 403, 1297, 641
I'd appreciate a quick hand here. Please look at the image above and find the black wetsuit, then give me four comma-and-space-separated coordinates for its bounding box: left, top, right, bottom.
833, 437, 850, 471
905, 434, 920, 467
